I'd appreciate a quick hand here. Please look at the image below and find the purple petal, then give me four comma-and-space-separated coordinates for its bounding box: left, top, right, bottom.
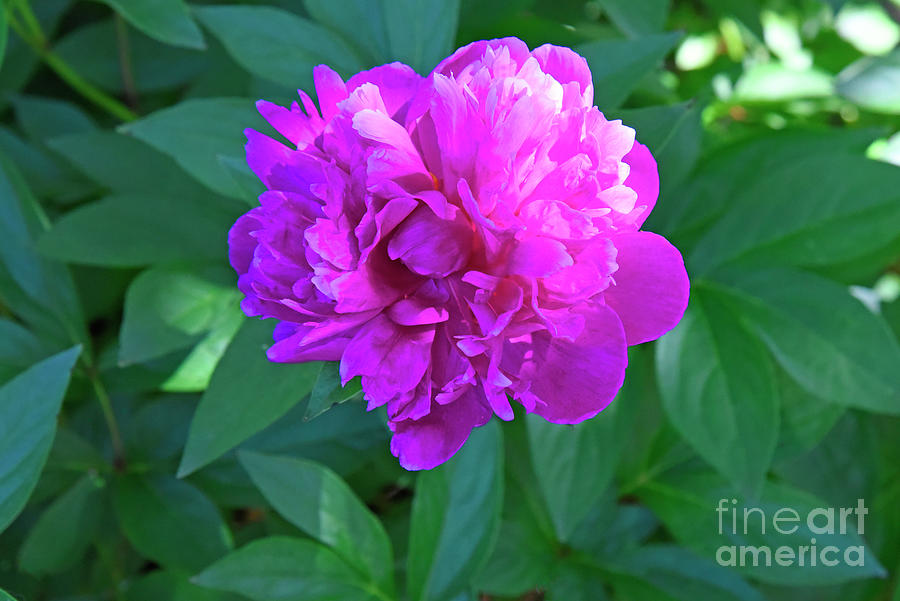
604, 231, 690, 345
389, 385, 492, 470
622, 141, 659, 228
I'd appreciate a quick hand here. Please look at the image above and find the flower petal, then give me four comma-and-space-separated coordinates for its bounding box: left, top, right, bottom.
622, 141, 659, 228
604, 231, 690, 345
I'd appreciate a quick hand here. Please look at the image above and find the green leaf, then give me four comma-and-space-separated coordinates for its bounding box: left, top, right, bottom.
126, 570, 243, 601
657, 286, 779, 496
119, 266, 240, 365
0, 346, 81, 534
54, 19, 207, 94
121, 98, 264, 200
0, 153, 87, 347
302, 0, 390, 65
383, 0, 461, 74
638, 469, 886, 585
527, 395, 628, 541
837, 50, 900, 114
407, 420, 504, 601
37, 193, 238, 267
195, 5, 364, 88
113, 473, 232, 572
777, 368, 844, 455
178, 319, 321, 476
577, 33, 680, 110
710, 268, 900, 415
12, 95, 96, 142
306, 362, 363, 421
733, 63, 834, 102
614, 102, 703, 196
193, 537, 383, 601
238, 451, 394, 593
649, 128, 878, 242
18, 474, 105, 575
689, 155, 900, 275
0, 0, 7, 71
606, 545, 766, 601
0, 319, 53, 385
97, 0, 204, 49
48, 130, 213, 197
159, 306, 244, 393
596, 0, 670, 37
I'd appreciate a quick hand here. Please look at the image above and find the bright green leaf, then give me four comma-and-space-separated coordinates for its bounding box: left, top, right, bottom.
657, 286, 779, 497
18, 474, 105, 575
97, 0, 204, 49
384, 0, 461, 74
119, 266, 240, 365
195, 5, 364, 87
837, 50, 900, 114
710, 268, 900, 415
577, 33, 680, 110
238, 451, 394, 593
193, 537, 382, 601
0, 346, 81, 534
121, 98, 264, 200
178, 319, 321, 476
113, 473, 232, 572
407, 420, 504, 601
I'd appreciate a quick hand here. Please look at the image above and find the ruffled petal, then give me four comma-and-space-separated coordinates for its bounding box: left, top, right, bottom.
604, 231, 690, 345
389, 385, 492, 470
622, 140, 659, 228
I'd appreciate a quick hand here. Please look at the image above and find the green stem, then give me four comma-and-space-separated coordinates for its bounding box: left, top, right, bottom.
8, 1, 138, 122
83, 359, 127, 470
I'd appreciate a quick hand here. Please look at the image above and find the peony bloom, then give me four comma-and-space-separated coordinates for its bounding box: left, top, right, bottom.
229, 37, 689, 470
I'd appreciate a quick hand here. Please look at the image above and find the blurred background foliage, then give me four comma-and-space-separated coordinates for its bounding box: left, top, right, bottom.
1, 0, 900, 600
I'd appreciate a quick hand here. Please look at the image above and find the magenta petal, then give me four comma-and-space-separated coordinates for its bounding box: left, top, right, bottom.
531, 44, 593, 107
313, 65, 348, 121
622, 141, 659, 228
508, 237, 573, 277
389, 386, 491, 470
387, 206, 472, 277
339, 314, 434, 398
517, 303, 628, 424
346, 63, 423, 121
604, 231, 690, 345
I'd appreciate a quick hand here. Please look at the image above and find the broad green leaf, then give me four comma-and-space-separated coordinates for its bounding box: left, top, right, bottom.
306, 362, 363, 421
121, 98, 264, 199
126, 396, 197, 462
0, 125, 92, 203
37, 193, 237, 267
407, 420, 504, 601
0, 346, 81, 534
733, 63, 834, 102
126, 570, 243, 601
657, 286, 779, 497
605, 545, 766, 601
54, 19, 207, 94
383, 0, 461, 74
18, 475, 105, 575
302, 0, 390, 65
638, 469, 886, 585
615, 102, 703, 196
577, 33, 680, 110
837, 50, 900, 114
160, 306, 244, 393
48, 130, 213, 197
113, 473, 232, 572
239, 451, 394, 593
195, 5, 364, 88
97, 0, 204, 49
527, 395, 629, 542
648, 128, 878, 242
12, 96, 96, 142
689, 155, 900, 275
0, 319, 52, 385
777, 368, 844, 455
0, 154, 87, 347
119, 266, 240, 365
710, 268, 900, 415
194, 537, 382, 601
178, 319, 321, 476
597, 0, 670, 37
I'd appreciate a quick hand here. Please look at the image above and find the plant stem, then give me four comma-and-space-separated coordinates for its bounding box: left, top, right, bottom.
114, 14, 139, 110
8, 0, 139, 122
84, 359, 127, 470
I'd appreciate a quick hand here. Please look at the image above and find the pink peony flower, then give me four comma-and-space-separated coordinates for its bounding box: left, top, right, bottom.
229, 37, 690, 470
